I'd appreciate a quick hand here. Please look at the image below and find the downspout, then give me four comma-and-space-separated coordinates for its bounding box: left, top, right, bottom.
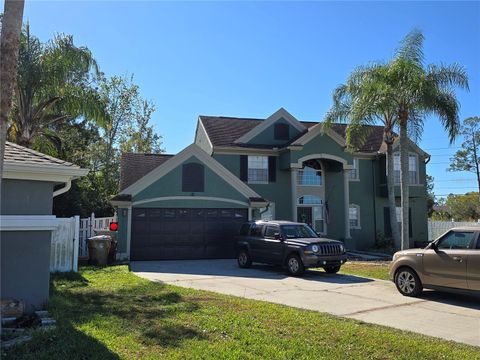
53, 180, 72, 197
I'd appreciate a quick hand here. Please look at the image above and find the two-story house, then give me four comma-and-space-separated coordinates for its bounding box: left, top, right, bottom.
111, 108, 429, 261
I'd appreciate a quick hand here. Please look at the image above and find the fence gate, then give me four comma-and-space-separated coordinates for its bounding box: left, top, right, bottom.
79, 213, 115, 258
50, 216, 80, 272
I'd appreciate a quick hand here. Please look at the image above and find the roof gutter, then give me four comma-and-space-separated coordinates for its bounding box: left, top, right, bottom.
53, 180, 72, 197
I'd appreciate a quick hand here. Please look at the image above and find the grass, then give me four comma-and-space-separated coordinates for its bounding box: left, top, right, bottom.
3, 265, 479, 360
339, 261, 391, 280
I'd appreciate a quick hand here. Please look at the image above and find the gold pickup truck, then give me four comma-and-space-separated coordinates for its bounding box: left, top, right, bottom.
389, 227, 480, 297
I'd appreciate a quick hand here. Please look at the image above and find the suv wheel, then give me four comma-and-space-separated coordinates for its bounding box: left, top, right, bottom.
395, 267, 423, 297
286, 254, 305, 276
323, 265, 341, 274
237, 249, 252, 268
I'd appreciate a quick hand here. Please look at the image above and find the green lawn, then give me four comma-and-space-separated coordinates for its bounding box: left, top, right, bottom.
3, 266, 479, 360
339, 261, 391, 280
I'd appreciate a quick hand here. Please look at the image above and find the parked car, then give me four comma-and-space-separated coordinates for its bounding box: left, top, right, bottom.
389, 227, 480, 297
236, 220, 347, 276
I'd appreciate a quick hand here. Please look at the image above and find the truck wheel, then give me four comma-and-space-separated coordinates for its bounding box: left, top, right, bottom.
237, 249, 252, 268
323, 265, 341, 274
286, 254, 305, 276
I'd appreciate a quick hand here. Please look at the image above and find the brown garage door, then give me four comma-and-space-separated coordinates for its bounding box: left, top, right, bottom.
131, 208, 248, 260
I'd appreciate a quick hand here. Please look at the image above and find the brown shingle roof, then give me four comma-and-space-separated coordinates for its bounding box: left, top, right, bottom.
119, 153, 174, 191
4, 141, 80, 168
199, 116, 386, 152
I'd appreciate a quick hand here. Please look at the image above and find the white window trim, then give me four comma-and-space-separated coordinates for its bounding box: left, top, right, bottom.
393, 152, 420, 185
247, 155, 269, 184
349, 204, 361, 230
349, 158, 360, 182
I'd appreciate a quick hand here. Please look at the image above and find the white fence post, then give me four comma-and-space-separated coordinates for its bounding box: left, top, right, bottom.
73, 216, 80, 271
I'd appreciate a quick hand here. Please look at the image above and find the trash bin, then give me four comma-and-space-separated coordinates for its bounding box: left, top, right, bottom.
88, 235, 112, 266
94, 230, 117, 264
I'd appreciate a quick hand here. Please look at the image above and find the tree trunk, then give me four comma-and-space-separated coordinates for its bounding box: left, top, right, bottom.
0, 0, 25, 194
386, 141, 400, 246
399, 117, 410, 250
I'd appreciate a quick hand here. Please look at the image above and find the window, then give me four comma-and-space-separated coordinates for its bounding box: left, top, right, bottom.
393, 153, 418, 185
297, 166, 322, 186
251, 224, 264, 237
265, 225, 280, 238
349, 158, 359, 180
248, 156, 268, 182
437, 231, 475, 250
274, 123, 289, 140
182, 163, 205, 192
297, 195, 322, 205
349, 204, 360, 229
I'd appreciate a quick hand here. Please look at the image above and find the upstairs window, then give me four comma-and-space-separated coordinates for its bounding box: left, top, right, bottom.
297, 166, 322, 186
274, 123, 289, 140
349, 158, 359, 180
393, 153, 418, 185
182, 163, 205, 192
297, 195, 322, 205
248, 156, 268, 183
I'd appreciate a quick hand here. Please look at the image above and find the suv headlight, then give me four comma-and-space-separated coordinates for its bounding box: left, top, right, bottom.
339, 244, 345, 253
312, 245, 319, 253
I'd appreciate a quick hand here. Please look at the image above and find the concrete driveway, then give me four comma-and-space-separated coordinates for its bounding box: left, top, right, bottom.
131, 260, 480, 347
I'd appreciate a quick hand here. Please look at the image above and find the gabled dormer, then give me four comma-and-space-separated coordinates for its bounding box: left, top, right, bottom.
234, 108, 306, 146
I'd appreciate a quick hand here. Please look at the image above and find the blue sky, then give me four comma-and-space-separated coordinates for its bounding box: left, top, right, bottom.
12, 1, 480, 197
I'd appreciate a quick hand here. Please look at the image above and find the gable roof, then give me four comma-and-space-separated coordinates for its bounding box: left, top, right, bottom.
3, 142, 88, 182
119, 153, 174, 191
198, 116, 386, 152
118, 144, 262, 200
234, 108, 306, 144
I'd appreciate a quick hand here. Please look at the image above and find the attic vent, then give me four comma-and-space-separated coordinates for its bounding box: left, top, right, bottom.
182, 163, 204, 192
274, 123, 289, 140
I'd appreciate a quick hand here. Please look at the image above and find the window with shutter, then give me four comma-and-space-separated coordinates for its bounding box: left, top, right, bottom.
182, 163, 205, 192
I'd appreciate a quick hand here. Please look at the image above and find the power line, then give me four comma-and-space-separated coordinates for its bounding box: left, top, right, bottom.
433, 179, 477, 182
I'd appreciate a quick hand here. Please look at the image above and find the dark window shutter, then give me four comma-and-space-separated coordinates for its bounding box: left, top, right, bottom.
268, 156, 276, 182
182, 163, 204, 192
240, 155, 248, 181
274, 123, 289, 140
384, 207, 392, 237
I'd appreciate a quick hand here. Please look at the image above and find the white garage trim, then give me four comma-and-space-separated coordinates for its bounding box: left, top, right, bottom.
133, 196, 249, 207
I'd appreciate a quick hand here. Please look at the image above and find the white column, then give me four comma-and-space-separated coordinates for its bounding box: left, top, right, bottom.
343, 169, 351, 240
126, 206, 132, 260
291, 168, 298, 222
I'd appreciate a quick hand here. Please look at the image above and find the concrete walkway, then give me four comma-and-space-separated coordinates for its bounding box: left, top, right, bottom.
131, 259, 480, 347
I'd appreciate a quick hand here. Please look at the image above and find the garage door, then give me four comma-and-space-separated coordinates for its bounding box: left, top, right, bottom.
131, 208, 248, 260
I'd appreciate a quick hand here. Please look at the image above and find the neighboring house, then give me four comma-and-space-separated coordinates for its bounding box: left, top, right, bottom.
112, 108, 429, 261
0, 142, 87, 312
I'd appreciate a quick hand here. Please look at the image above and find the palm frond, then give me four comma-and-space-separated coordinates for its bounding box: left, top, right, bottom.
427, 63, 469, 91
395, 28, 424, 65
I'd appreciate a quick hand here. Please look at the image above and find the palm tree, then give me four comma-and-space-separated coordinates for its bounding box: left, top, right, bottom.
390, 29, 468, 249
8, 23, 106, 149
0, 0, 24, 189
326, 63, 401, 246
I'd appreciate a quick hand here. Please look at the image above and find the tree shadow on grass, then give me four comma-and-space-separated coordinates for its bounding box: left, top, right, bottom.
46, 272, 206, 351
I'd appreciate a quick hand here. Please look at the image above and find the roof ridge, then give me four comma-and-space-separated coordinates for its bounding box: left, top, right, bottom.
123, 152, 175, 156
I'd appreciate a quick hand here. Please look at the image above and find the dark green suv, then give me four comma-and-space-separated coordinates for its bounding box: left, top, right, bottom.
236, 220, 347, 276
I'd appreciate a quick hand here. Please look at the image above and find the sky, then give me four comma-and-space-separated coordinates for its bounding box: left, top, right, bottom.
8, 1, 480, 197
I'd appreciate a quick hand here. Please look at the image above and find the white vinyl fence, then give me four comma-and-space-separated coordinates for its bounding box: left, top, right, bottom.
428, 219, 480, 241
79, 213, 115, 258
50, 216, 80, 272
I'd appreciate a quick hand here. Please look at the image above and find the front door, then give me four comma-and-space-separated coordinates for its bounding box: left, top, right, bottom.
261, 224, 284, 264
467, 233, 480, 291
297, 207, 313, 227
422, 230, 475, 289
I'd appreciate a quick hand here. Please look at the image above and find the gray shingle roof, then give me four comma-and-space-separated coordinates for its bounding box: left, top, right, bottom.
4, 141, 81, 168
199, 116, 386, 152
119, 153, 174, 191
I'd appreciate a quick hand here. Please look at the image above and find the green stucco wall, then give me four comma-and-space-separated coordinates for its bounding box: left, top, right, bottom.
248, 118, 302, 146
1, 179, 54, 215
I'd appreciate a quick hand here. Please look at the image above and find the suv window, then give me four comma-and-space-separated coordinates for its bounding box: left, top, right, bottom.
437, 231, 475, 250
251, 224, 264, 237
239, 224, 251, 236
265, 225, 279, 239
